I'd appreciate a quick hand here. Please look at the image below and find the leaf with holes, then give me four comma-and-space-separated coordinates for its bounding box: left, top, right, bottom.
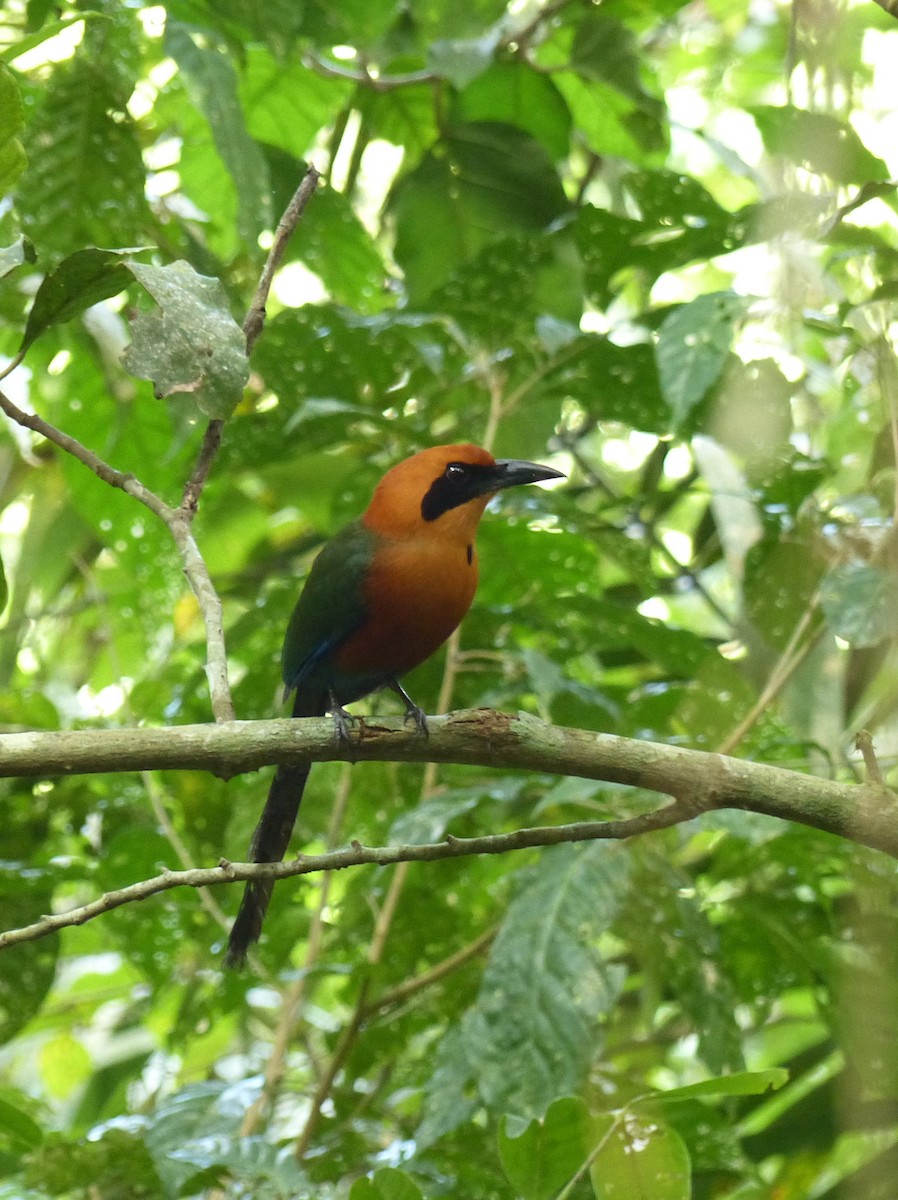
122, 260, 249, 419
590, 1113, 691, 1200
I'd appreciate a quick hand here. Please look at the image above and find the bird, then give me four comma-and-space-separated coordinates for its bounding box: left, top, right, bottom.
225, 443, 564, 968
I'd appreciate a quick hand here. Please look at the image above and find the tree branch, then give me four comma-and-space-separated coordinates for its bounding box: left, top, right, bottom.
0, 797, 695, 951
1, 709, 896, 952
0, 386, 172, 522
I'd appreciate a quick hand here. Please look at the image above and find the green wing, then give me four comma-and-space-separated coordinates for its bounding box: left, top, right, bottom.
281, 519, 377, 691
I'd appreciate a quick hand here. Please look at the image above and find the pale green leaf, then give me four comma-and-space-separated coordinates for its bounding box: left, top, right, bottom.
590, 1114, 691, 1200
165, 23, 271, 246
350, 1167, 425, 1200
0, 62, 26, 194
656, 292, 749, 429
122, 260, 249, 418
654, 1069, 789, 1102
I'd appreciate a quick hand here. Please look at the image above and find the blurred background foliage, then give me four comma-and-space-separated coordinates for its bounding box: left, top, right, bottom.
1, 0, 898, 1195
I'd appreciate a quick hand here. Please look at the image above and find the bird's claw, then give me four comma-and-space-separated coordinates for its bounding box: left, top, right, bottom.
404, 702, 429, 739
329, 702, 359, 744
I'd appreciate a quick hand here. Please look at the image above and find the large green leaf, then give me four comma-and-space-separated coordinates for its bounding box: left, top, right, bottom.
296, 185, 389, 313
122, 260, 249, 418
589, 1113, 691, 1200
350, 1167, 425, 1200
0, 63, 26, 196
820, 562, 898, 648
458, 843, 629, 1116
750, 106, 889, 183
498, 1096, 596, 1200
655, 292, 750, 429
451, 63, 572, 160
166, 22, 272, 247
16, 9, 149, 256
20, 247, 143, 353
390, 122, 569, 302
240, 46, 352, 157
0, 864, 58, 1045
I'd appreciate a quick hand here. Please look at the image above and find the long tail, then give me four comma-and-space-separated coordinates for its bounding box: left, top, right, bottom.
225, 689, 327, 968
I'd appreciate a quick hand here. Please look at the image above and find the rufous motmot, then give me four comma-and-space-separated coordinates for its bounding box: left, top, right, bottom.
226, 443, 564, 967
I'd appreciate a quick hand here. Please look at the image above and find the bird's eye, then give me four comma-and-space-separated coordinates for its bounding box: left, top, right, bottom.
445, 463, 466, 479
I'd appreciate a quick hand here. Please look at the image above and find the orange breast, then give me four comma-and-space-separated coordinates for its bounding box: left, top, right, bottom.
335, 537, 479, 679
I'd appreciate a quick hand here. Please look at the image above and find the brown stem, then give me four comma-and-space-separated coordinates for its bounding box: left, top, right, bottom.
179, 164, 322, 516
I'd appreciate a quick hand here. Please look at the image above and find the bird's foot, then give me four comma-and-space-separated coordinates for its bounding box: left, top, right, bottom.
328, 699, 360, 744
387, 680, 429, 738
403, 700, 429, 739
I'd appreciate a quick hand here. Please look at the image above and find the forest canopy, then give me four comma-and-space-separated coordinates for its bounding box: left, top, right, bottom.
1, 0, 898, 1197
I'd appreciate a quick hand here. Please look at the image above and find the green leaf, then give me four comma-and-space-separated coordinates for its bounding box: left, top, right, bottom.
498, 1096, 595, 1200
298, 185, 388, 313
590, 1113, 691, 1200
0, 11, 106, 63
165, 23, 271, 247
0, 865, 58, 1045
656, 292, 749, 429
16, 14, 150, 256
0, 63, 26, 195
744, 524, 826, 650
0, 1096, 43, 1151
0, 549, 6, 614
239, 47, 352, 159
415, 1026, 477, 1148
451, 64, 572, 161
750, 106, 889, 183
357, 83, 438, 164
820, 562, 898, 648
654, 1069, 789, 1102
122, 260, 249, 418
459, 843, 629, 1115
428, 32, 500, 88
350, 1167, 425, 1200
390, 122, 569, 302
20, 247, 143, 353
572, 12, 663, 118
24, 1128, 164, 1198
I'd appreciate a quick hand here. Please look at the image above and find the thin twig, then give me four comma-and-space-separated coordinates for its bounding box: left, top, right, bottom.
0, 386, 172, 521
716, 597, 822, 757
180, 164, 322, 515
360, 926, 496, 1018
241, 164, 322, 356
0, 802, 726, 953
855, 729, 884, 786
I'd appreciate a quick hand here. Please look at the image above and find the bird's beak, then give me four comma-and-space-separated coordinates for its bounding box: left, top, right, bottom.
489, 459, 566, 492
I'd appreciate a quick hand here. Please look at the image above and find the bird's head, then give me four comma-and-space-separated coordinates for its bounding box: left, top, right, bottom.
364, 444, 564, 541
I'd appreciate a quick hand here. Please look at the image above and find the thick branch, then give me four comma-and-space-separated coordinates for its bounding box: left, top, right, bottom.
0, 709, 895, 854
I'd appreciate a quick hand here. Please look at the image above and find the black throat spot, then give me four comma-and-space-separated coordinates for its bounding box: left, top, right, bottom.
466, 543, 473, 565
